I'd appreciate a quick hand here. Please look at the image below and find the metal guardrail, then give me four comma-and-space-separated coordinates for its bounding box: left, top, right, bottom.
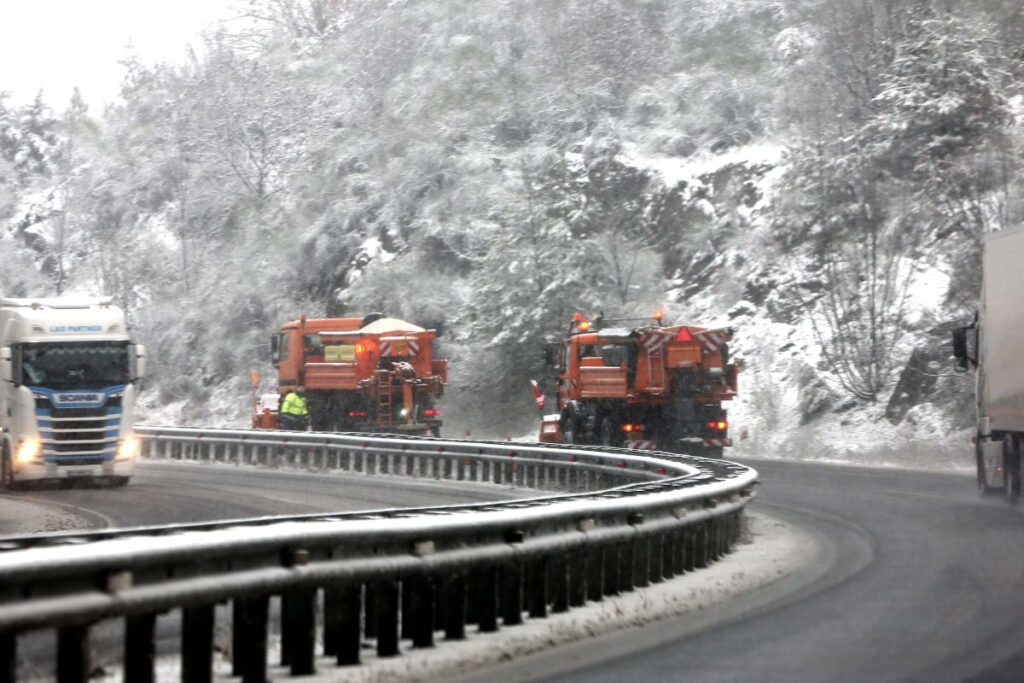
0, 427, 758, 682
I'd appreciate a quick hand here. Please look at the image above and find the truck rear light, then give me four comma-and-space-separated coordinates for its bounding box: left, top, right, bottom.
347, 411, 367, 417
708, 420, 728, 431
424, 408, 441, 417
620, 424, 643, 433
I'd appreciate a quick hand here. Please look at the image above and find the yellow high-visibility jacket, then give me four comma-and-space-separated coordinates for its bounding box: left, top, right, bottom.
280, 391, 309, 417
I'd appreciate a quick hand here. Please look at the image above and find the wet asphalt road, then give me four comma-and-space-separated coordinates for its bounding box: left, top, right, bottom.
479, 459, 1024, 683
0, 459, 525, 532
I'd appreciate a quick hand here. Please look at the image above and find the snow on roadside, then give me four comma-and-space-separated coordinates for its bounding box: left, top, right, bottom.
0, 495, 107, 536
267, 512, 806, 683
90, 511, 805, 682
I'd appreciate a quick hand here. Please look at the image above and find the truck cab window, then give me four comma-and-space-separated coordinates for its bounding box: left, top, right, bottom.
271, 333, 289, 364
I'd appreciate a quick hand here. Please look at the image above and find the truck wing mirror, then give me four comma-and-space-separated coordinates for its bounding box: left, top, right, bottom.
270, 334, 281, 365
544, 343, 556, 367
134, 344, 147, 381
0, 347, 10, 383
952, 327, 971, 372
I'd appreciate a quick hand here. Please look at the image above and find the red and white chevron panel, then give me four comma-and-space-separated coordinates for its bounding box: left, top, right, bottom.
693, 329, 731, 354
624, 440, 656, 450
703, 438, 732, 447
640, 330, 674, 354
380, 339, 420, 356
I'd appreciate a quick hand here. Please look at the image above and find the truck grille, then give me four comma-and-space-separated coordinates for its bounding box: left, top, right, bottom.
35, 404, 121, 463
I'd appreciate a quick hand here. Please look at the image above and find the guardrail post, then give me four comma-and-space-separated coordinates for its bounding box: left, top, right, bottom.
551, 554, 569, 613
569, 549, 587, 607
374, 579, 401, 657
57, 624, 89, 683
617, 541, 634, 593
603, 545, 619, 597
634, 537, 650, 589
329, 585, 362, 665
125, 613, 156, 683
323, 586, 342, 657
683, 528, 696, 571
444, 572, 468, 640
587, 547, 604, 602
478, 566, 499, 632
671, 530, 684, 575
364, 584, 377, 639
233, 595, 269, 683
500, 563, 523, 626
648, 535, 663, 584
706, 518, 718, 562
527, 557, 548, 619
407, 576, 435, 648
694, 523, 709, 569
182, 604, 214, 683
662, 532, 676, 580
282, 588, 316, 675
466, 568, 480, 625
0, 635, 14, 683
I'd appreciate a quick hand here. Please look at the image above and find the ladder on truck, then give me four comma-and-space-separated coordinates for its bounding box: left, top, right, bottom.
647, 345, 666, 393
375, 370, 393, 428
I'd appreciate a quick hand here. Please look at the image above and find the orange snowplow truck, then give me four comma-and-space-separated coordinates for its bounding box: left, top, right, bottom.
539, 312, 737, 457
263, 313, 447, 435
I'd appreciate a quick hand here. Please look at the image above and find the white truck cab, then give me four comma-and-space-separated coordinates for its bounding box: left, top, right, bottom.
0, 297, 146, 487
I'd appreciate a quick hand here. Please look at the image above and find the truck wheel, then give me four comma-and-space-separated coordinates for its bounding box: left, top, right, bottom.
599, 417, 617, 447
561, 413, 577, 444
1004, 438, 1020, 504
703, 446, 724, 459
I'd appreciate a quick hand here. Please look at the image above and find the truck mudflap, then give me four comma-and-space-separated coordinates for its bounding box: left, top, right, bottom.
679, 437, 733, 448
981, 438, 1006, 489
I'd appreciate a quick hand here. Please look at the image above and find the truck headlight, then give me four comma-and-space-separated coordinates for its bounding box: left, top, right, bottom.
16, 439, 41, 463
116, 436, 140, 461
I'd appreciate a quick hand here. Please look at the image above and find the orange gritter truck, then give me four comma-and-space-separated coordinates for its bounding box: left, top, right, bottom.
257, 313, 447, 435
538, 312, 738, 456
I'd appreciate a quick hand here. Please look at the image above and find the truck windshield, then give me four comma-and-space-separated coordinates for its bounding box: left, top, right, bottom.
18, 341, 130, 389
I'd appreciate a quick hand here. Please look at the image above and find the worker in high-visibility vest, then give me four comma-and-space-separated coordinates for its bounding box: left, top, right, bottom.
279, 385, 310, 431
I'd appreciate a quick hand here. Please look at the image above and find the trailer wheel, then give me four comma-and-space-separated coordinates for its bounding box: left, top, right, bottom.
1004, 437, 1020, 504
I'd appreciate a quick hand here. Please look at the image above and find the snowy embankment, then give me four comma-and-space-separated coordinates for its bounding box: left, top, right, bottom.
622, 140, 972, 474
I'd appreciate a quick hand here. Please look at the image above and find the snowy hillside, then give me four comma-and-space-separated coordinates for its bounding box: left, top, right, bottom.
3, 0, 1023, 468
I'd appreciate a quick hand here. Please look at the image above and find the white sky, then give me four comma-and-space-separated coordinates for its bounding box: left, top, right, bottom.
0, 1, 236, 111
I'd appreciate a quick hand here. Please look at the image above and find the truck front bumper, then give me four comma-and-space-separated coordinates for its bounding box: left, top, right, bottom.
14, 458, 135, 483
